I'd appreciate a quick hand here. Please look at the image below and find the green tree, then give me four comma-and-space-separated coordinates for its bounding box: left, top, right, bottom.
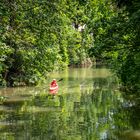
0, 0, 95, 87
88, 0, 140, 91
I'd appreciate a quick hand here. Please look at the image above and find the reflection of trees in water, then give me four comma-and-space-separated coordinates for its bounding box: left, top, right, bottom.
71, 76, 120, 140
77, 90, 117, 139
0, 76, 128, 140
93, 77, 118, 90
0, 94, 66, 139
0, 88, 114, 139
113, 91, 140, 140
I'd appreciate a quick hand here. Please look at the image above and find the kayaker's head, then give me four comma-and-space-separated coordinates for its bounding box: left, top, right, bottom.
52, 79, 56, 83
51, 79, 57, 86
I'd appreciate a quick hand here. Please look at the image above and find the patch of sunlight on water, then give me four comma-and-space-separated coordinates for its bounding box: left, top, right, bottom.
49, 67, 112, 79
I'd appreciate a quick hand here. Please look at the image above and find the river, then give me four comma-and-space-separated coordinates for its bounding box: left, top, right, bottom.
0, 66, 140, 140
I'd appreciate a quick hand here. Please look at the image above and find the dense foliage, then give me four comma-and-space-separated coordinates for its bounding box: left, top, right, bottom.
0, 0, 140, 90
115, 0, 140, 91
89, 0, 140, 91
0, 0, 93, 86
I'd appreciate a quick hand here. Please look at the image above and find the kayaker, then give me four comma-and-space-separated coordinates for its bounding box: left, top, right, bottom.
49, 79, 59, 94
50, 79, 58, 87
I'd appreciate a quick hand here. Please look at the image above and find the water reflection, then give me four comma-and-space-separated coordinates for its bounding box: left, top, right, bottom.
0, 67, 140, 140
115, 90, 140, 140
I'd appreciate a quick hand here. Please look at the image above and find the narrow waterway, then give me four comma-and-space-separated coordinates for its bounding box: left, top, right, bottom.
0, 66, 140, 140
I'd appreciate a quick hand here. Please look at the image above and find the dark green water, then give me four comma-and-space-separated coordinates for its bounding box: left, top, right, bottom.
0, 67, 140, 140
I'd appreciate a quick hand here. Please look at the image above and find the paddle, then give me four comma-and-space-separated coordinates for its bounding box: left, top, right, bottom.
57, 78, 63, 82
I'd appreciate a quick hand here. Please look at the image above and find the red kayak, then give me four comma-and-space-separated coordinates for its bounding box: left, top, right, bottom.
49, 85, 59, 94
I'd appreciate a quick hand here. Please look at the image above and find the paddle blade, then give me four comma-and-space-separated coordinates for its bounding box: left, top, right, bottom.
57, 78, 63, 82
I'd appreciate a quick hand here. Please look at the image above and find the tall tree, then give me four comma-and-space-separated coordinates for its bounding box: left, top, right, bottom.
0, 0, 94, 86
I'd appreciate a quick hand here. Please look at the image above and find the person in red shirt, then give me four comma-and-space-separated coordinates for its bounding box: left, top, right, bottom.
50, 79, 58, 87
49, 79, 58, 94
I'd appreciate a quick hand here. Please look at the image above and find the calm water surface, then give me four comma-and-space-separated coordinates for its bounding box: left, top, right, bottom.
0, 67, 140, 140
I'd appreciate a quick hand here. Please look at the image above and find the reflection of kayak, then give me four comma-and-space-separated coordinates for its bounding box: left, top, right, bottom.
49, 85, 59, 94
